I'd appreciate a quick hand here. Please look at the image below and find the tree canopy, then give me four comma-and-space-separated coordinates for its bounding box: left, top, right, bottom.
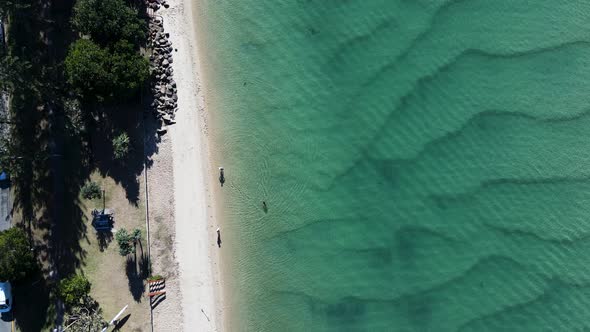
64, 39, 111, 98
64, 39, 149, 101
0, 56, 32, 92
0, 227, 37, 282
115, 228, 140, 256
109, 40, 149, 95
59, 274, 91, 307
72, 0, 146, 46
0, 0, 34, 18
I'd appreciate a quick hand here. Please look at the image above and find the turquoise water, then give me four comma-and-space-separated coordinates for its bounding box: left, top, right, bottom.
198, 0, 590, 330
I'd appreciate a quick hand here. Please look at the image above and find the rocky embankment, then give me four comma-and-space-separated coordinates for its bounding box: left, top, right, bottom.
148, 13, 176, 135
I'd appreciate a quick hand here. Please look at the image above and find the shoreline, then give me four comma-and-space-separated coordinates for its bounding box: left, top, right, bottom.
154, 0, 225, 330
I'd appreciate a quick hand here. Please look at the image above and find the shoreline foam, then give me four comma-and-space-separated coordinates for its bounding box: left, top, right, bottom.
154, 0, 225, 330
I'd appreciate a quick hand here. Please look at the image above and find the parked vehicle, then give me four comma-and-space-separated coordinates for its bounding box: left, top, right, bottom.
0, 282, 12, 313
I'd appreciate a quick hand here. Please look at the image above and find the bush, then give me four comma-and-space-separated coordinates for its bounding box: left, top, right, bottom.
0, 227, 37, 282
112, 132, 130, 160
58, 274, 91, 307
115, 228, 141, 256
147, 275, 164, 282
81, 181, 101, 200
72, 0, 146, 46
115, 228, 133, 256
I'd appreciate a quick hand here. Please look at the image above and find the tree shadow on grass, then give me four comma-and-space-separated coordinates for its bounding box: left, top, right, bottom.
91, 101, 160, 206
8, 0, 90, 328
96, 230, 113, 252
13, 271, 52, 332
138, 239, 151, 277
125, 239, 150, 302
125, 254, 145, 302
125, 239, 151, 302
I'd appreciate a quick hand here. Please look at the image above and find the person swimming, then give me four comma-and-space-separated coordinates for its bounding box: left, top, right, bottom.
262, 201, 268, 213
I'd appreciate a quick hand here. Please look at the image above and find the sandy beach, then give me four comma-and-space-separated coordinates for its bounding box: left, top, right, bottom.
148, 0, 224, 330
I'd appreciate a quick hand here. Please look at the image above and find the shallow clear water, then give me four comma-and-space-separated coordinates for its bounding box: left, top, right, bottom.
198, 0, 590, 330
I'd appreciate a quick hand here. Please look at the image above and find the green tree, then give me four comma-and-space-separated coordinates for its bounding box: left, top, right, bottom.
64, 39, 110, 99
64, 40, 149, 100
115, 228, 132, 256
0, 56, 32, 92
132, 228, 141, 243
112, 132, 130, 160
109, 40, 149, 94
0, 227, 36, 281
0, 0, 34, 17
58, 274, 91, 307
115, 228, 141, 256
80, 181, 101, 200
72, 0, 146, 46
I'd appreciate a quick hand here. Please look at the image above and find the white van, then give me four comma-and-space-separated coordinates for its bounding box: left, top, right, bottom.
0, 282, 12, 313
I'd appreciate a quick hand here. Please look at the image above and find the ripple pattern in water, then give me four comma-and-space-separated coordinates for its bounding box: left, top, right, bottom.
198, 0, 590, 330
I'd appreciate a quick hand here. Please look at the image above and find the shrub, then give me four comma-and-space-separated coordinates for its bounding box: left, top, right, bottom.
147, 275, 163, 282
72, 0, 146, 46
81, 181, 101, 200
58, 274, 91, 307
115, 228, 142, 256
112, 132, 130, 160
0, 227, 37, 282
115, 228, 133, 256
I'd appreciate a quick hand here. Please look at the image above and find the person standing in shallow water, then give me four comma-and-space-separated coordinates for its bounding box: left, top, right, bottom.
216, 228, 222, 248
218, 167, 225, 187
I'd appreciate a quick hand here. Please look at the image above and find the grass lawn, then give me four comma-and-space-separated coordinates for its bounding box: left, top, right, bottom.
78, 171, 150, 332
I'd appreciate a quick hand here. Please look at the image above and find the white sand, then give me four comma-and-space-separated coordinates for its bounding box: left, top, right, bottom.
153, 0, 224, 331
